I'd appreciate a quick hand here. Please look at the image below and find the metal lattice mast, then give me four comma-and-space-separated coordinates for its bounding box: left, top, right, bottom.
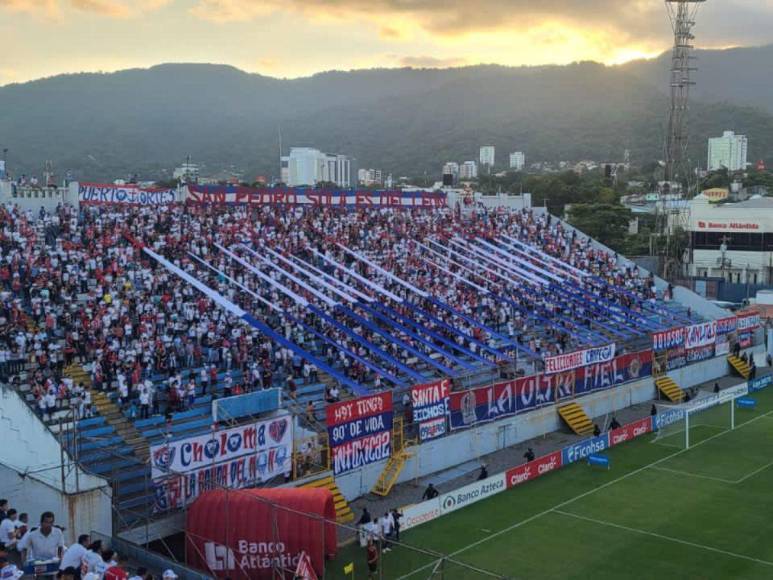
664, 0, 705, 191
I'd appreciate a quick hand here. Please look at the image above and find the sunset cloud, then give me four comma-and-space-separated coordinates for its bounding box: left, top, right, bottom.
0, 0, 169, 18
186, 0, 773, 50
0, 0, 771, 86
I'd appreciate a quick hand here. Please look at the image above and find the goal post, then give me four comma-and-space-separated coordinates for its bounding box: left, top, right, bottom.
653, 384, 749, 450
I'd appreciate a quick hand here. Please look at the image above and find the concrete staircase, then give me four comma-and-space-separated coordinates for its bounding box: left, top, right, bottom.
655, 376, 686, 403
558, 402, 595, 436
301, 475, 354, 523
64, 364, 149, 462
727, 355, 751, 379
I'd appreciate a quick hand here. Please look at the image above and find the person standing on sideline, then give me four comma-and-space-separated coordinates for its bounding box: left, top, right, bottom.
380, 512, 394, 552
422, 483, 439, 501
366, 539, 379, 580
391, 508, 403, 542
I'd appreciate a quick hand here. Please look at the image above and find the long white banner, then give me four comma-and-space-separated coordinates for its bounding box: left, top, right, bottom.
78, 182, 176, 205
544, 344, 616, 375
150, 415, 292, 479
401, 473, 507, 531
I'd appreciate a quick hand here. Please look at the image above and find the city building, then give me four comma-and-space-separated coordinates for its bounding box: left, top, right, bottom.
460, 161, 478, 180
688, 194, 773, 285
173, 161, 200, 183
707, 131, 748, 172
480, 146, 495, 168
442, 162, 460, 186
358, 168, 383, 186
509, 152, 525, 171
280, 147, 353, 187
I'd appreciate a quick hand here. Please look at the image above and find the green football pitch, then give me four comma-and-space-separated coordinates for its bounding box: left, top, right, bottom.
329, 387, 773, 579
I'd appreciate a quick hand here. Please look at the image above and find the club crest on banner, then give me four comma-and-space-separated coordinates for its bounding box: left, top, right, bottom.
269, 418, 289, 443
152, 445, 175, 472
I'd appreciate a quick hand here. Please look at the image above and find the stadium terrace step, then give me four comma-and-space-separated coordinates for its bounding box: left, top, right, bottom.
655, 376, 686, 403
302, 476, 353, 523
66, 361, 151, 463
727, 355, 751, 379
558, 402, 595, 436
371, 448, 411, 497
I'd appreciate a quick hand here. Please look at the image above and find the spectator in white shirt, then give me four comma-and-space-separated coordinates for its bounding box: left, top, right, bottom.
0, 509, 17, 550
379, 512, 394, 552
60, 534, 90, 576
80, 541, 103, 575
18, 511, 64, 563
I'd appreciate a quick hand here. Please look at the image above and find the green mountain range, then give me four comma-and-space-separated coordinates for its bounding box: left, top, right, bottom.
2, 44, 773, 181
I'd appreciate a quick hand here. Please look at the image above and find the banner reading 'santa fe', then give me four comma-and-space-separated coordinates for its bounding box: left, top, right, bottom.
327, 392, 393, 475
411, 379, 450, 441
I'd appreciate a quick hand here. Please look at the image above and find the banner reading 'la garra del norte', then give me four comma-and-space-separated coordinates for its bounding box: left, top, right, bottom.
326, 392, 393, 475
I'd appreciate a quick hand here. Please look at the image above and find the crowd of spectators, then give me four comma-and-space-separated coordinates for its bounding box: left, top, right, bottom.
0, 201, 685, 418
0, 500, 171, 580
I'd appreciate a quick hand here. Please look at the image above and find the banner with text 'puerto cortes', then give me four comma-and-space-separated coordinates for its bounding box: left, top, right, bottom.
326, 392, 393, 475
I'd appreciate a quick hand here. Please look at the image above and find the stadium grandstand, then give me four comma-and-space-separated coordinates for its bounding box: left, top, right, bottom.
0, 185, 764, 579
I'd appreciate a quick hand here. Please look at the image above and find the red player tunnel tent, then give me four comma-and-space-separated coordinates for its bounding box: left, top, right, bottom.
186, 488, 337, 579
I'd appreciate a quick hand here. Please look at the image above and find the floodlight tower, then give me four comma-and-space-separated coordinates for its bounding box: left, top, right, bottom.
663, 0, 705, 193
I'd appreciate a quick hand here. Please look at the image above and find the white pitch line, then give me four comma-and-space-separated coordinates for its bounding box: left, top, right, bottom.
395, 408, 773, 580
735, 459, 773, 484
553, 510, 773, 569
649, 465, 737, 484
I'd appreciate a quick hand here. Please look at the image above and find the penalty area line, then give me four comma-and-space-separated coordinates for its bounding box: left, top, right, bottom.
553, 510, 773, 569
395, 408, 773, 580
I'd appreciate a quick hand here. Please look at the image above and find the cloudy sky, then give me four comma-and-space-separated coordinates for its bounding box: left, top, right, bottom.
1, 0, 771, 85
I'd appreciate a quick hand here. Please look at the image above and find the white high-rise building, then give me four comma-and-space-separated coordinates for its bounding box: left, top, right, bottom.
460, 161, 478, 180
509, 152, 525, 171
708, 131, 748, 172
358, 168, 383, 186
480, 146, 495, 167
281, 148, 352, 187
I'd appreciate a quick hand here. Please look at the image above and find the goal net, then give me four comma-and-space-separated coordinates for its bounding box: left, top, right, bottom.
652, 384, 748, 449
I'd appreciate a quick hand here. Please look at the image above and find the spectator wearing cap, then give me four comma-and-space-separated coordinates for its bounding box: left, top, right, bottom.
162, 570, 178, 580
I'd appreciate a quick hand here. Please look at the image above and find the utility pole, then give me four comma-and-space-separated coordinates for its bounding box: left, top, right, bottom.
664, 0, 705, 193
659, 0, 705, 281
